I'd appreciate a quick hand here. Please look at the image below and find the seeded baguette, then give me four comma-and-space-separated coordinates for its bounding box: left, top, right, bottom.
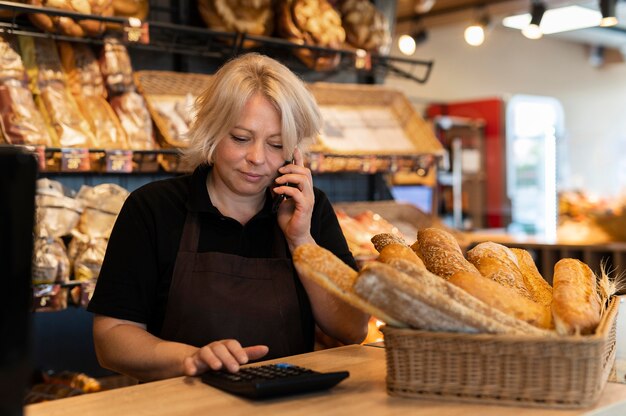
511, 248, 553, 307
552, 258, 602, 335
414, 228, 479, 279
386, 258, 552, 335
292, 244, 407, 328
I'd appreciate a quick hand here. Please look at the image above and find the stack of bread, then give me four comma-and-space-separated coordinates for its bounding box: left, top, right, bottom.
277, 0, 346, 70
338, 0, 391, 54
198, 0, 274, 47
294, 227, 614, 337
27, 0, 114, 37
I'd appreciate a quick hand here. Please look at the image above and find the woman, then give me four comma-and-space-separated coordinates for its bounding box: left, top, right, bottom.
87, 53, 369, 382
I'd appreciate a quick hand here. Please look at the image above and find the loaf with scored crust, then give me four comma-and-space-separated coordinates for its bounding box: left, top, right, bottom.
467, 242, 532, 300
448, 270, 552, 329
511, 248, 553, 307
552, 258, 602, 335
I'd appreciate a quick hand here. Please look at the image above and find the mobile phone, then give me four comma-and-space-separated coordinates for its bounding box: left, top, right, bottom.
272, 159, 295, 213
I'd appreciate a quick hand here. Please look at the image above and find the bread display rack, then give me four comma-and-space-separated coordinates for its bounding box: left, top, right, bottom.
0, 1, 434, 84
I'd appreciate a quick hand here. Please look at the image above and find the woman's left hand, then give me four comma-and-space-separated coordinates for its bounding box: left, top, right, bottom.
274, 147, 315, 251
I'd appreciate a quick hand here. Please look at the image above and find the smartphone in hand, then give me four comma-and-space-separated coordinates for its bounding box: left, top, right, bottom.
272, 159, 295, 213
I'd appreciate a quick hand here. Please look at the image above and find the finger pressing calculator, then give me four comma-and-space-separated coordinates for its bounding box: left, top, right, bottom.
200, 363, 349, 399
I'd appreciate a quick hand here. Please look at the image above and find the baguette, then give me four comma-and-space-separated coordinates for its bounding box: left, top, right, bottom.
386, 258, 552, 335
552, 259, 602, 335
292, 244, 407, 327
448, 271, 552, 329
466, 242, 532, 299
511, 248, 553, 307
377, 243, 425, 268
414, 228, 479, 279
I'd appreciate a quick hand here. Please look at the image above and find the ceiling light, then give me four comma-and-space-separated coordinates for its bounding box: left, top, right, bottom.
600, 0, 618, 27
521, 1, 546, 39
464, 11, 490, 46
397, 22, 428, 56
398, 34, 417, 55
503, 5, 603, 35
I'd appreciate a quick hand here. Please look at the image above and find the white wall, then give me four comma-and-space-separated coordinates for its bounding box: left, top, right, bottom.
385, 23, 626, 197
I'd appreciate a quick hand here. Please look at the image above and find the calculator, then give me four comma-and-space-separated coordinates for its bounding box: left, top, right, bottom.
200, 363, 349, 399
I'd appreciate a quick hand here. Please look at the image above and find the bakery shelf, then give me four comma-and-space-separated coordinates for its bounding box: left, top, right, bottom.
0, 1, 434, 84
19, 146, 185, 174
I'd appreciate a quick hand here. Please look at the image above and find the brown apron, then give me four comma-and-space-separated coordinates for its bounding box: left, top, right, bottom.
160, 211, 311, 359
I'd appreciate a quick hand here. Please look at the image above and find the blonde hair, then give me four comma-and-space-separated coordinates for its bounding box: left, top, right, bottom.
182, 53, 322, 169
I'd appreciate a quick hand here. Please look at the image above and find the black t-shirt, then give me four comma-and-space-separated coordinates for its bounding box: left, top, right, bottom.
87, 164, 356, 336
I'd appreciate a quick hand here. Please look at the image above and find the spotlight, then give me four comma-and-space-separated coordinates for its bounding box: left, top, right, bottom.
522, 1, 546, 39
600, 0, 618, 27
464, 10, 490, 46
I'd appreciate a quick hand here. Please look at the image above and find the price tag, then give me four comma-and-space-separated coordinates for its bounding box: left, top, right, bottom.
61, 148, 90, 172
124, 18, 149, 44
105, 150, 133, 173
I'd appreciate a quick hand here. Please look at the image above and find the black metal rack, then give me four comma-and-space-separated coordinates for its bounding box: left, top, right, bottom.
0, 0, 434, 84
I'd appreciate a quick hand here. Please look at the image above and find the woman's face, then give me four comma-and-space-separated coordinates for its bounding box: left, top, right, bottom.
211, 93, 285, 198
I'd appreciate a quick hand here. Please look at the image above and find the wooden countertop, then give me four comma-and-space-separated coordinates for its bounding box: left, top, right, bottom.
25, 344, 626, 416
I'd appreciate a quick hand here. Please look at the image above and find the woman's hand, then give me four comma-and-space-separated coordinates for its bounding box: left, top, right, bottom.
274, 147, 316, 251
183, 339, 269, 375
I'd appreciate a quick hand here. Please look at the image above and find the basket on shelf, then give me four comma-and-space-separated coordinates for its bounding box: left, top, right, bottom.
134, 70, 213, 149
382, 296, 619, 409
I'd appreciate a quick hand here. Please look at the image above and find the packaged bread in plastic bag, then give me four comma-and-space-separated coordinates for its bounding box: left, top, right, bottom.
33, 179, 83, 284
73, 236, 107, 281
19, 36, 96, 147
0, 34, 53, 146
32, 236, 71, 284
58, 42, 128, 149
58, 41, 107, 98
75, 183, 129, 238
110, 90, 155, 150
100, 37, 134, 96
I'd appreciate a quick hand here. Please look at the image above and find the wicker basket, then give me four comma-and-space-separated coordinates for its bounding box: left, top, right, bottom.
382, 296, 619, 409
134, 70, 214, 148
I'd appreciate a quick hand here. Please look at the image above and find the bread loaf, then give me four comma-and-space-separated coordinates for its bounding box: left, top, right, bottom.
384, 258, 552, 335
511, 248, 553, 307
292, 244, 406, 327
466, 242, 532, 300
377, 243, 425, 268
448, 270, 552, 329
355, 262, 481, 332
414, 228, 479, 279
552, 258, 602, 335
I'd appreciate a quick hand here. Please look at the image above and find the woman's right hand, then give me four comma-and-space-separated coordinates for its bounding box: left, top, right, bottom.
183, 339, 269, 375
